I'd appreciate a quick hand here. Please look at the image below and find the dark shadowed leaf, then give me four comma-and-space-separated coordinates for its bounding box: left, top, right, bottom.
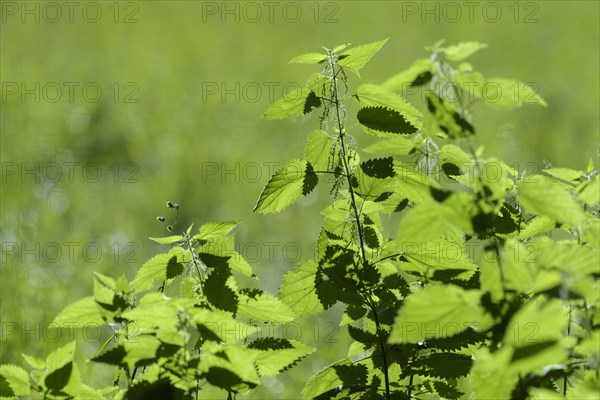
361, 157, 395, 178
203, 267, 238, 313
357, 106, 418, 135
45, 362, 72, 394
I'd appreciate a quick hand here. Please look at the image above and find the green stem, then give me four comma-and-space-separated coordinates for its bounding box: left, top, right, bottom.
407, 349, 419, 398
327, 58, 364, 253
113, 366, 121, 387
328, 52, 391, 400
492, 239, 507, 302
367, 295, 391, 399
563, 303, 572, 396
185, 236, 204, 281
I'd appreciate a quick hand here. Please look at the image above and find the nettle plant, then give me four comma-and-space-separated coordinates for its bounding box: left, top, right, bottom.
0, 39, 598, 400
1, 204, 315, 399
254, 39, 599, 399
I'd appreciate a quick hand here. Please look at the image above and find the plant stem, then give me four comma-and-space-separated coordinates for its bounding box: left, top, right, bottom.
328, 53, 391, 400
407, 350, 418, 399
328, 66, 368, 266
563, 303, 573, 396
368, 295, 391, 400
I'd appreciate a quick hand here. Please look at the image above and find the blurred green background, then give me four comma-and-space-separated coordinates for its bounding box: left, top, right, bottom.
1, 0, 598, 397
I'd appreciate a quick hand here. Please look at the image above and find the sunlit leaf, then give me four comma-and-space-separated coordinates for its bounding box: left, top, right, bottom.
337, 38, 388, 77
289, 52, 327, 64
445, 41, 488, 61
254, 159, 318, 214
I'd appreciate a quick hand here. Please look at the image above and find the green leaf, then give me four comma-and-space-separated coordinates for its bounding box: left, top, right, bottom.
390, 285, 481, 343
337, 38, 388, 77
21, 354, 45, 370
229, 251, 255, 278
198, 236, 255, 278
399, 239, 478, 281
148, 235, 182, 244
289, 52, 327, 64
254, 159, 318, 214
505, 298, 567, 346
538, 242, 600, 276
123, 336, 162, 368
278, 260, 324, 318
361, 157, 395, 179
357, 106, 418, 135
76, 384, 110, 400
347, 325, 377, 346
125, 378, 187, 400
581, 219, 600, 249
46, 341, 76, 371
397, 196, 472, 244
93, 272, 115, 306
504, 298, 568, 374
194, 220, 240, 241
382, 58, 434, 91
416, 352, 473, 379
455, 70, 487, 98
301, 360, 365, 399
355, 83, 422, 131
578, 174, 599, 206
199, 244, 231, 269
472, 347, 519, 400
304, 130, 336, 172
363, 224, 381, 249
251, 338, 315, 376
529, 388, 564, 400
199, 342, 260, 386
479, 250, 503, 303
51, 296, 104, 327
132, 247, 187, 292
439, 144, 471, 171
332, 43, 351, 53
0, 365, 30, 396
192, 309, 258, 343
307, 72, 333, 98
432, 380, 464, 399
510, 341, 565, 375
364, 137, 414, 156
354, 165, 394, 201
92, 346, 127, 366
122, 293, 195, 333
445, 41, 488, 61
483, 77, 547, 108
45, 362, 73, 394
568, 371, 600, 399
518, 176, 586, 226
203, 265, 239, 313
517, 215, 555, 240
0, 374, 13, 397
394, 162, 441, 203
426, 93, 474, 138
263, 87, 320, 119
237, 290, 296, 323
544, 167, 584, 183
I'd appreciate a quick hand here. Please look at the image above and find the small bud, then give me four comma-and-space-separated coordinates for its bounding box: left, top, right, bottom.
173, 203, 180, 210
156, 216, 166, 222
167, 225, 174, 232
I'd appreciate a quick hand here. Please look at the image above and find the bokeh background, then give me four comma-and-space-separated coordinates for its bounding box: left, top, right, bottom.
1, 0, 599, 397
